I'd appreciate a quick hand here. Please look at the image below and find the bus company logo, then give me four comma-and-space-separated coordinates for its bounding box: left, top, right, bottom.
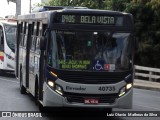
66, 86, 86, 91
1, 112, 42, 118
2, 112, 11, 117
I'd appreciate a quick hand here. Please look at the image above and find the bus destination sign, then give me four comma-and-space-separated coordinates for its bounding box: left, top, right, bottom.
61, 15, 115, 25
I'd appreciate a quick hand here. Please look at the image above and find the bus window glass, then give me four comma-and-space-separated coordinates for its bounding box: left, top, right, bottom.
0, 26, 4, 51
4, 24, 16, 52
36, 38, 40, 51
36, 22, 40, 36
49, 31, 133, 72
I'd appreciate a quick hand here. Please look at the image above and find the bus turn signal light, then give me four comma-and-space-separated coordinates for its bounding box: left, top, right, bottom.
50, 71, 58, 77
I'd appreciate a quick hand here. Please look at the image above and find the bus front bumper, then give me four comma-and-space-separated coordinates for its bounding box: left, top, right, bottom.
42, 83, 133, 109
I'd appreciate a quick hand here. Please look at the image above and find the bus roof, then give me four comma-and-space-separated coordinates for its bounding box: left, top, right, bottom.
0, 18, 17, 25
18, 8, 132, 20
32, 6, 88, 13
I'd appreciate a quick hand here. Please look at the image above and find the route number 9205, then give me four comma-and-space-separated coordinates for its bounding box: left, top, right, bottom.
98, 86, 115, 91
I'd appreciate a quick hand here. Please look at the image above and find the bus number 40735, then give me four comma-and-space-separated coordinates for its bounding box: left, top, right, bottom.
98, 86, 115, 91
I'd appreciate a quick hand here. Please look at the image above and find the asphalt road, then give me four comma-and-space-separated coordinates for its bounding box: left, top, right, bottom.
0, 73, 160, 120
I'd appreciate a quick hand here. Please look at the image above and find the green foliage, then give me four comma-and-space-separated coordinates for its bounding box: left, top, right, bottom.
43, 0, 106, 9
104, 0, 130, 11
124, 0, 160, 68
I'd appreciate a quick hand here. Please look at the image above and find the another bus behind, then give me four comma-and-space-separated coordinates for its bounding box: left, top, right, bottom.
0, 19, 16, 74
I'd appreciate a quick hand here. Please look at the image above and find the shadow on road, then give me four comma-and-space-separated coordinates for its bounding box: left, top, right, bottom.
42, 109, 125, 120
0, 71, 15, 78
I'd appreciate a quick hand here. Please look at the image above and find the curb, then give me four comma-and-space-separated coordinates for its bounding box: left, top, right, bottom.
134, 79, 160, 91
134, 85, 160, 91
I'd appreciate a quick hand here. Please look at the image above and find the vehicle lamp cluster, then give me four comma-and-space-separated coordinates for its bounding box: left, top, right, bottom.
119, 83, 132, 97
48, 70, 133, 97
47, 71, 63, 96
6, 53, 14, 60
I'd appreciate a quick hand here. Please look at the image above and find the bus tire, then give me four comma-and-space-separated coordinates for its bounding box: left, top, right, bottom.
106, 108, 112, 113
97, 108, 112, 118
35, 78, 39, 105
99, 108, 112, 114
35, 78, 47, 112
0, 70, 4, 76
38, 102, 47, 113
20, 69, 27, 94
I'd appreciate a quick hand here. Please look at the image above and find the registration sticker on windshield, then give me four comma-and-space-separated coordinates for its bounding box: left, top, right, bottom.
104, 64, 115, 71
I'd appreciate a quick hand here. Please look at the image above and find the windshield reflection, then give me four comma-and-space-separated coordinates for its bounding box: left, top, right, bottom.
4, 24, 16, 52
48, 31, 133, 72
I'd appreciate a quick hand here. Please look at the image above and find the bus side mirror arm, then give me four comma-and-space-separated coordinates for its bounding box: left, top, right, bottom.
40, 37, 46, 50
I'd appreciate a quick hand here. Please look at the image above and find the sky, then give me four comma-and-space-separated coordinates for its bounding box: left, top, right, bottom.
0, 0, 42, 18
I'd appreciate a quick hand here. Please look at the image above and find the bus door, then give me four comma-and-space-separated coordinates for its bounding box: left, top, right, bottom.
21, 22, 31, 89
25, 23, 32, 89
29, 21, 38, 95
29, 22, 41, 96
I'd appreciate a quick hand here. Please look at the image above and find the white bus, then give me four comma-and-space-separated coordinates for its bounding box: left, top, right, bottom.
16, 6, 136, 114
0, 19, 17, 74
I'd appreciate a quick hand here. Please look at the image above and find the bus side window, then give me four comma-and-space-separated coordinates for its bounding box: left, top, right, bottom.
20, 22, 26, 47
36, 22, 47, 51
36, 22, 40, 36
19, 22, 23, 46
23, 22, 28, 47
0, 26, 4, 51
39, 22, 42, 36
35, 22, 40, 52
42, 24, 47, 36
31, 22, 36, 51
36, 38, 40, 51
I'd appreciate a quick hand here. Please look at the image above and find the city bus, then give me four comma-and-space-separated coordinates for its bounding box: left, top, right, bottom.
0, 19, 16, 74
15, 6, 136, 113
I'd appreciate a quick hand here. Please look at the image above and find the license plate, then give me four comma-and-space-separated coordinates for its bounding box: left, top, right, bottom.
84, 98, 99, 104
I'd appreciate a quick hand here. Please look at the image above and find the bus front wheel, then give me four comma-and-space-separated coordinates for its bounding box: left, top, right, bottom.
20, 70, 27, 94
38, 102, 47, 113
35, 79, 47, 112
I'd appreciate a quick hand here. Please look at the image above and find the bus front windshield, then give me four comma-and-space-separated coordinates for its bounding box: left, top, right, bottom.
48, 30, 134, 72
4, 24, 16, 52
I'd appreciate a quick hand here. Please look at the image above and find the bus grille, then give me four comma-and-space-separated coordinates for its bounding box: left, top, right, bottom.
57, 71, 130, 84
64, 92, 118, 104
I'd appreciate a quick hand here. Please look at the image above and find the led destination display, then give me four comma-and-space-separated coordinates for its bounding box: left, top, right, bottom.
60, 15, 115, 25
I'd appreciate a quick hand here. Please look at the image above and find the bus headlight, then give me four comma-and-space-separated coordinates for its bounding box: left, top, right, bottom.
48, 81, 55, 88
47, 80, 63, 96
47, 71, 63, 95
55, 85, 63, 96
119, 83, 132, 97
126, 83, 132, 90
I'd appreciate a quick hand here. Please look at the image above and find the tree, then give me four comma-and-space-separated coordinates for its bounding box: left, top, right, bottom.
125, 0, 160, 68
104, 0, 130, 11
43, 0, 106, 9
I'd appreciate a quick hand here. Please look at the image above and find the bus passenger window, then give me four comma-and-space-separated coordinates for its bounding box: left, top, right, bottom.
36, 38, 40, 50
0, 26, 4, 51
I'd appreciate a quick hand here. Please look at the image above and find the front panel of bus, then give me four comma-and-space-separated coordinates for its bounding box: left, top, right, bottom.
0, 23, 16, 71
43, 11, 135, 109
